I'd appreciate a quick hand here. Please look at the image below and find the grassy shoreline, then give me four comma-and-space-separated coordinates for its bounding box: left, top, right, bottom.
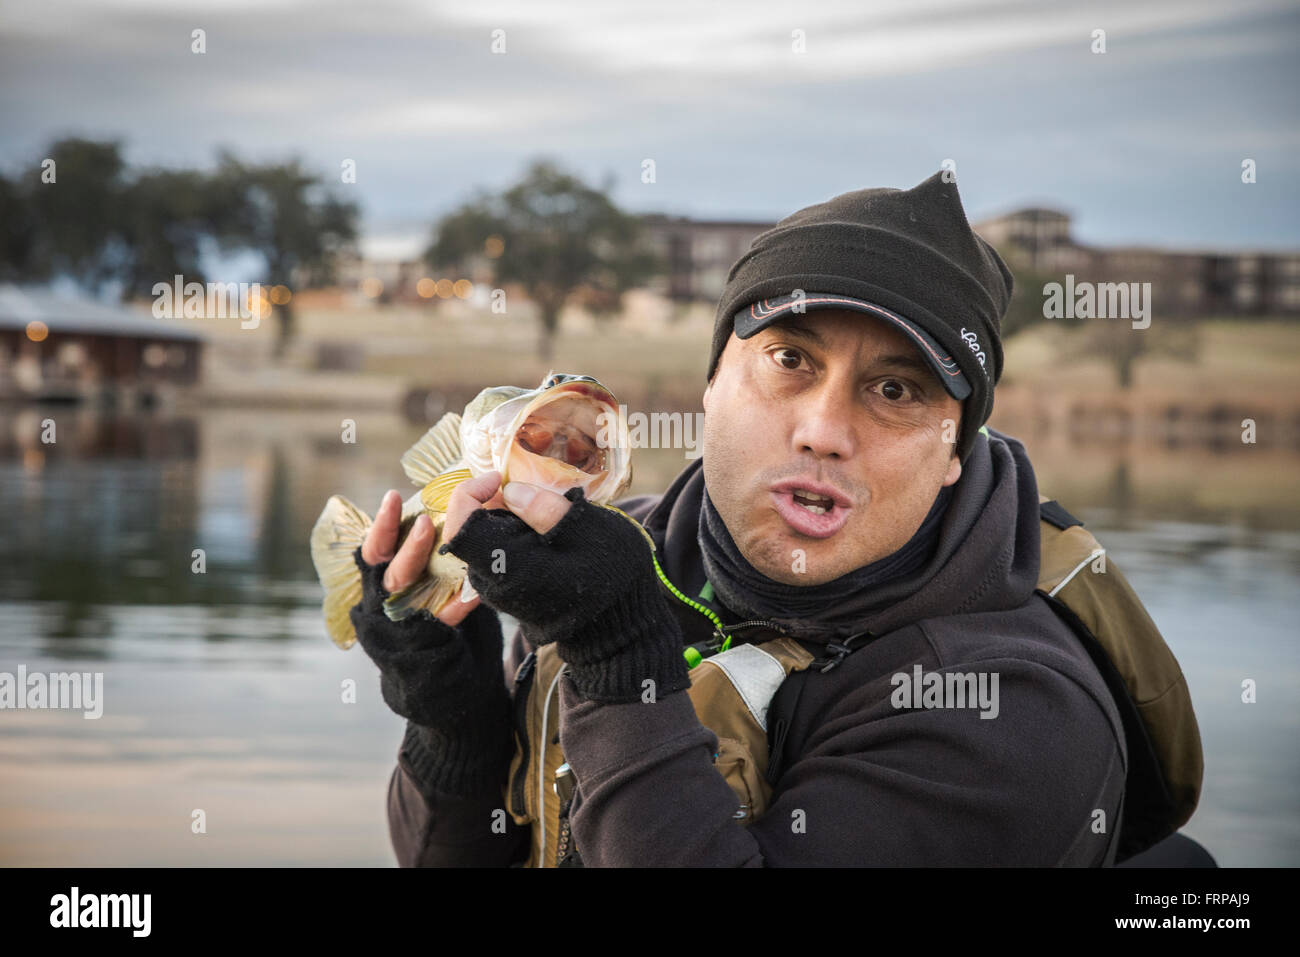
193, 302, 1300, 448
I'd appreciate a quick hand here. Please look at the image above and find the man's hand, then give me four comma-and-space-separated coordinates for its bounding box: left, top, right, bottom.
438, 482, 689, 703
349, 475, 517, 797
361, 473, 509, 627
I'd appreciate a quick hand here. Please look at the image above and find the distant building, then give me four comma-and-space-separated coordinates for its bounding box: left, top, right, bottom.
638, 214, 775, 303
335, 252, 421, 303
335, 249, 489, 305
0, 284, 204, 403
974, 208, 1300, 318
344, 207, 1300, 320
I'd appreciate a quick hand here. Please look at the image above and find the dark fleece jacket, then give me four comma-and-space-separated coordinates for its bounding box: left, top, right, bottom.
385, 428, 1127, 866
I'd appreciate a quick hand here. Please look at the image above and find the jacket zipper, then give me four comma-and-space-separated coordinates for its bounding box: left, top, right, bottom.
725, 619, 789, 634
554, 763, 580, 867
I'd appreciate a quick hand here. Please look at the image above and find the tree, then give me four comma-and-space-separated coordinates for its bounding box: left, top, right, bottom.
998, 249, 1078, 341
13, 138, 133, 291
118, 167, 220, 297
425, 159, 662, 361
0, 139, 215, 296
1074, 319, 1199, 390
207, 152, 359, 357
0, 139, 359, 347
0, 173, 40, 281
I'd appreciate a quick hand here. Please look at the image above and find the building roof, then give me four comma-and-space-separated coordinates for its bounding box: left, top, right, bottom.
977, 207, 1072, 222
0, 283, 205, 341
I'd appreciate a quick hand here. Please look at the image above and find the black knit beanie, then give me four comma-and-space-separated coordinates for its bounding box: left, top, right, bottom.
706, 170, 1014, 465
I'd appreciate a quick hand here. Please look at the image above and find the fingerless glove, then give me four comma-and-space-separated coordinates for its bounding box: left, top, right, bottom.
350, 546, 514, 798
439, 489, 691, 704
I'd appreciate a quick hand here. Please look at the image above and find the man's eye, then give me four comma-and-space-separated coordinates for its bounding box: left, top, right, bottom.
875, 378, 915, 402
771, 348, 804, 370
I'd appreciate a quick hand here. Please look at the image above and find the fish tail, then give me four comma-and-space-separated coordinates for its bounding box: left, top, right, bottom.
310, 495, 373, 649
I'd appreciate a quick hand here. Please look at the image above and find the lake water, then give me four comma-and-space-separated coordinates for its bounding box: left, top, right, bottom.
1, 407, 1296, 866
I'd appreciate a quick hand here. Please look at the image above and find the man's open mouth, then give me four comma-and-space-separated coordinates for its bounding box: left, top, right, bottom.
769, 483, 853, 539
791, 489, 835, 515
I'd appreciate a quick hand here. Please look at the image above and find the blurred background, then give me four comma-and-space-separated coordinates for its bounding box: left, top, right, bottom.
0, 0, 1297, 866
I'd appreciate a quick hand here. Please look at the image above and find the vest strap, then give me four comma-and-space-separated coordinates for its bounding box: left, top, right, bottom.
1040, 498, 1084, 530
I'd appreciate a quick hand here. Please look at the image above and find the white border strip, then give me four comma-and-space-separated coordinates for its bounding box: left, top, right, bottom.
1048, 548, 1106, 598
537, 662, 566, 868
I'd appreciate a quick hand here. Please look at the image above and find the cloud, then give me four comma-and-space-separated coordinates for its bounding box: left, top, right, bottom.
0, 0, 1295, 250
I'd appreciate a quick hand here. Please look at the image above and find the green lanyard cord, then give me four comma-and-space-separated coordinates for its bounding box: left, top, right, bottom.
602, 500, 731, 669
649, 552, 731, 667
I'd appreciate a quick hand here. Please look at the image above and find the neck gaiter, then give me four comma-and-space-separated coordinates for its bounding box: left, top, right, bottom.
698, 483, 955, 627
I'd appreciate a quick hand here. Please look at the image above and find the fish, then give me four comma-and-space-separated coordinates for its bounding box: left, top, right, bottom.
310, 372, 635, 649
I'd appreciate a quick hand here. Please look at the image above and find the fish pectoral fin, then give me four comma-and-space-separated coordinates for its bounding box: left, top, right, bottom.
401, 413, 464, 487
383, 547, 468, 622
420, 468, 474, 514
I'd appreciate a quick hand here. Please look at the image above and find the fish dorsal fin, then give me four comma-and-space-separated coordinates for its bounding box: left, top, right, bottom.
400, 413, 464, 487
420, 468, 474, 514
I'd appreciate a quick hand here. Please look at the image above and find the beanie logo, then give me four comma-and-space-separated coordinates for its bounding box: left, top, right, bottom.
959, 328, 987, 370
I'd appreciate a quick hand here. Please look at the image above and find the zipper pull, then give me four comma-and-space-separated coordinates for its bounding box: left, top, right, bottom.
514, 649, 537, 684
554, 762, 576, 806
811, 631, 874, 672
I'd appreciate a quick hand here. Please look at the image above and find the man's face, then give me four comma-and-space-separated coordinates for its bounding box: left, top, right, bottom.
701, 308, 964, 586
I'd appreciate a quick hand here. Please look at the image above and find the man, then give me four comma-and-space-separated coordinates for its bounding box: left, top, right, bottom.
352, 171, 1128, 866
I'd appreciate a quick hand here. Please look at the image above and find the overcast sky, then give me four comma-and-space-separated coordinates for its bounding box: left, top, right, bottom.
1, 0, 1297, 259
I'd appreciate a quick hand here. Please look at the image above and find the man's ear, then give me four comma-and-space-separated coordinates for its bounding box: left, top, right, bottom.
942, 447, 962, 487
704, 336, 734, 412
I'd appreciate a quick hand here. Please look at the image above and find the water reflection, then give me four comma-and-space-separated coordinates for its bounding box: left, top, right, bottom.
1, 408, 1297, 865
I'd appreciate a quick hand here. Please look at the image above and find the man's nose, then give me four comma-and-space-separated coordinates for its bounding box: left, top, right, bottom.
789, 384, 857, 461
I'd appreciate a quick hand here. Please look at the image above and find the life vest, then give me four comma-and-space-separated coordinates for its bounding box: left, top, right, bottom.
500, 496, 1203, 867
1028, 495, 1203, 860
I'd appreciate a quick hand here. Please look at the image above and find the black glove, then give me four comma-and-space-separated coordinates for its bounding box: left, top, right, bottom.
349, 546, 513, 798
438, 488, 691, 704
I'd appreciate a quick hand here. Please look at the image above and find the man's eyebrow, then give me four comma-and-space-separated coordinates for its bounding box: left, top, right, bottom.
873, 354, 949, 392
766, 319, 828, 348
872, 353, 934, 376
763, 322, 942, 389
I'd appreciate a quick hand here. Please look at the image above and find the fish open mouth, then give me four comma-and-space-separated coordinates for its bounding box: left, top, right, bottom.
514, 412, 607, 475
508, 382, 617, 480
